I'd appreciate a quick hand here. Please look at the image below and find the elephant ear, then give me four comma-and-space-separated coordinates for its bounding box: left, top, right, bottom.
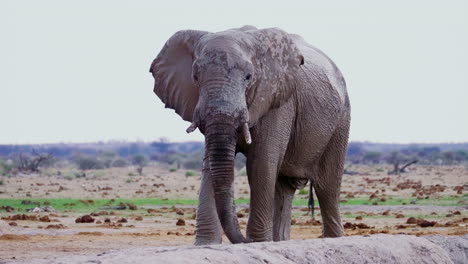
150, 30, 208, 122
245, 28, 304, 125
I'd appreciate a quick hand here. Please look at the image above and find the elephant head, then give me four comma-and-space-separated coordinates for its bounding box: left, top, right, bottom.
149, 26, 304, 243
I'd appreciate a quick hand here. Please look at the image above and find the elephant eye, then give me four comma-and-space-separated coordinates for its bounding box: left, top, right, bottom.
193, 74, 198, 81
245, 74, 252, 81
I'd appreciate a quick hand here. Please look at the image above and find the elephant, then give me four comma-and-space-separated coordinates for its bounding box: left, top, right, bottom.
149, 25, 350, 244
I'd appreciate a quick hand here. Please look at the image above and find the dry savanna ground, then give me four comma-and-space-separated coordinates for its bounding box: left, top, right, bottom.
0, 164, 467, 261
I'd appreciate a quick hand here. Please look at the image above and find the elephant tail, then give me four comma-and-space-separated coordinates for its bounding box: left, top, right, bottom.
308, 181, 315, 219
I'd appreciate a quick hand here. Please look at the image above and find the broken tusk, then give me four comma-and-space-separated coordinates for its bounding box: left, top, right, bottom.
186, 122, 197, 134
243, 123, 252, 145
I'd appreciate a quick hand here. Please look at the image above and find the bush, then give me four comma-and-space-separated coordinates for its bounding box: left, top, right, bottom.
74, 155, 105, 170
63, 170, 82, 180
169, 168, 177, 172
0, 159, 14, 176
185, 170, 197, 177
0, 179, 4, 185
132, 154, 148, 167
112, 158, 128, 168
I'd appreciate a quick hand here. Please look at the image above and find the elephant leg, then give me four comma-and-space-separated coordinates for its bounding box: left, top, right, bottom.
245, 156, 277, 242
273, 176, 307, 241
195, 155, 222, 245
314, 124, 349, 238
245, 121, 293, 241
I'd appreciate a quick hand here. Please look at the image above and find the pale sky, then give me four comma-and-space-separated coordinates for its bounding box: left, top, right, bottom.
1, 0, 467, 144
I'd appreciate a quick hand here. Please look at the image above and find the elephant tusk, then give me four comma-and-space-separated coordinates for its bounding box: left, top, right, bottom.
243, 123, 252, 145
186, 122, 197, 133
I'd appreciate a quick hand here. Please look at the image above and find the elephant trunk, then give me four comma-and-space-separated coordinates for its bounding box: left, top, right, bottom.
204, 114, 249, 244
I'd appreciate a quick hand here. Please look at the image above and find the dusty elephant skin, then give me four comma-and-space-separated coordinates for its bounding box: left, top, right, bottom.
13, 235, 465, 264
149, 25, 350, 244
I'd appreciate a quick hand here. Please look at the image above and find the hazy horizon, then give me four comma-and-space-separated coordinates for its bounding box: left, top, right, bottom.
2, 0, 467, 144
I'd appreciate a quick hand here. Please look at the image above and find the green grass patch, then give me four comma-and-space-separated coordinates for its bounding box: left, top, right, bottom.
342, 213, 451, 220
185, 170, 197, 177
0, 196, 463, 214
293, 196, 464, 206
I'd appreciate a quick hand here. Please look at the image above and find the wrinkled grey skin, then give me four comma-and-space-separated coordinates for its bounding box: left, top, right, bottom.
150, 26, 350, 244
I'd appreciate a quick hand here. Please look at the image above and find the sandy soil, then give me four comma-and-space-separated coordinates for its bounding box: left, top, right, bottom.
0, 165, 467, 262
0, 164, 466, 199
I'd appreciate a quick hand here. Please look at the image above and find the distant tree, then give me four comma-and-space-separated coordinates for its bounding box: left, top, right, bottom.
0, 159, 14, 176
454, 150, 468, 163
111, 158, 128, 168
385, 151, 417, 175
98, 151, 117, 168
74, 155, 105, 170
132, 154, 148, 175
15, 150, 54, 173
362, 151, 381, 164
151, 137, 171, 153
346, 142, 364, 164
442, 151, 455, 165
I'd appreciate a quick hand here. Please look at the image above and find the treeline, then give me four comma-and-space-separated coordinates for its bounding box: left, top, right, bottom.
0, 141, 467, 176
346, 142, 468, 165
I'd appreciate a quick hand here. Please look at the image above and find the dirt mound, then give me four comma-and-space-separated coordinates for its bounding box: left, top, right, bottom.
18, 234, 463, 264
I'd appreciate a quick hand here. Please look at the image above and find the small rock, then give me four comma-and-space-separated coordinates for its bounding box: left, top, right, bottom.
176, 219, 185, 226
406, 217, 417, 224
418, 220, 437, 228
8, 222, 17, 227
75, 215, 95, 223
175, 209, 184, 215
39, 216, 51, 222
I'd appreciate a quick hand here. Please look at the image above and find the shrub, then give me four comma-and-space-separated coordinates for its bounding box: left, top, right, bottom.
112, 158, 128, 168
63, 170, 82, 180
0, 160, 8, 175
169, 168, 177, 172
0, 179, 4, 185
74, 155, 105, 170
185, 170, 197, 177
132, 154, 148, 167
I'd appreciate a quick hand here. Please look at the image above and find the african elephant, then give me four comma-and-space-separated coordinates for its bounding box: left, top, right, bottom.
149, 26, 350, 244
